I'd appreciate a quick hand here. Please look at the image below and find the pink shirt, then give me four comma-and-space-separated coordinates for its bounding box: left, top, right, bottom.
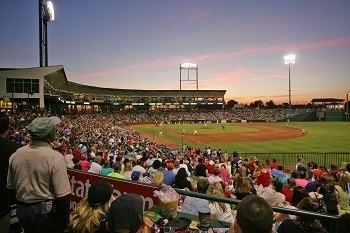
295, 178, 309, 187
80, 160, 91, 172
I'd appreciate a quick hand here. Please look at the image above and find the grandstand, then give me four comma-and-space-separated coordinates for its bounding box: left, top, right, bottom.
0, 65, 225, 112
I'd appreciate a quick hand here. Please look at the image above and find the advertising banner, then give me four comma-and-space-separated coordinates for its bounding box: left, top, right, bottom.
67, 169, 159, 210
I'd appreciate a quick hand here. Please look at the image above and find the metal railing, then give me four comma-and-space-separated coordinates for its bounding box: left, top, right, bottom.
175, 188, 339, 233
239, 152, 350, 171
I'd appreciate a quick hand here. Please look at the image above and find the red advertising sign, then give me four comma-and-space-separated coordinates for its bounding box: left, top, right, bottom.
67, 169, 160, 210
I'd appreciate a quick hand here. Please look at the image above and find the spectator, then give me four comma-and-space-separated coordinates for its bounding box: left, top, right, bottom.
207, 182, 233, 232
88, 156, 103, 174
67, 182, 114, 233
80, 153, 91, 172
291, 186, 309, 207
181, 179, 210, 215
108, 194, 153, 233
281, 178, 296, 204
208, 167, 223, 184
318, 175, 339, 215
234, 176, 253, 200
163, 163, 175, 186
101, 160, 113, 176
0, 113, 20, 233
194, 158, 207, 177
122, 162, 133, 180
277, 197, 327, 233
271, 158, 280, 170
72, 157, 82, 170
174, 168, 194, 191
295, 170, 309, 188
7, 116, 71, 233
254, 162, 271, 188
229, 195, 273, 233
64, 148, 74, 169
108, 162, 125, 180
335, 172, 350, 214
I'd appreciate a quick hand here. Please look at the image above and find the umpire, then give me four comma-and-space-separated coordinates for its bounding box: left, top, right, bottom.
7, 116, 71, 233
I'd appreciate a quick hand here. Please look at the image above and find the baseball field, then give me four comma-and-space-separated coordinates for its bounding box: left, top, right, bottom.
131, 122, 350, 153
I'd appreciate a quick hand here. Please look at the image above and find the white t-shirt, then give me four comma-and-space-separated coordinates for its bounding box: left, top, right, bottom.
64, 153, 74, 169
209, 202, 233, 223
88, 162, 102, 174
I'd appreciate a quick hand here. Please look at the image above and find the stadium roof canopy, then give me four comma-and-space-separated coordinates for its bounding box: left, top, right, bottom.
311, 98, 344, 105
0, 65, 226, 98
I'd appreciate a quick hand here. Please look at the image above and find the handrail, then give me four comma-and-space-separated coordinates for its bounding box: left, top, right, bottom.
175, 188, 339, 233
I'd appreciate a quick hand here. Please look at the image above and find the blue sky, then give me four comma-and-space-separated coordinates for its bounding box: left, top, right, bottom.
1, 0, 350, 104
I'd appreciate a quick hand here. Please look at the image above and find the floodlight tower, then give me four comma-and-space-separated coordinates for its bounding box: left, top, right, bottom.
179, 63, 199, 90
284, 54, 296, 109
39, 0, 55, 67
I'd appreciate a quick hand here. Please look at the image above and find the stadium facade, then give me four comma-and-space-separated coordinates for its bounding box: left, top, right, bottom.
0, 65, 226, 112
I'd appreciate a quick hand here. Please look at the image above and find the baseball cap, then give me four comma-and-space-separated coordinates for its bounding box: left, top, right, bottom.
27, 116, 60, 138
88, 182, 113, 207
108, 194, 144, 233
131, 171, 141, 181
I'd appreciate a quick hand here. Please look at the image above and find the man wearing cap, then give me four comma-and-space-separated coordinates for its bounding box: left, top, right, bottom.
7, 116, 71, 233
0, 113, 20, 233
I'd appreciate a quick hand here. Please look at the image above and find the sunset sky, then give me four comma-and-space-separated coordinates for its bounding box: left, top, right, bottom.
1, 0, 350, 104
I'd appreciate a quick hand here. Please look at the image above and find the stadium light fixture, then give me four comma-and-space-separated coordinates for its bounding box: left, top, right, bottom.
284, 54, 296, 109
180, 63, 198, 69
45, 1, 55, 22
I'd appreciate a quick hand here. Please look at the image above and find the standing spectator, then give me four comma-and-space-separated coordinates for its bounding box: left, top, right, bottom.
7, 116, 71, 233
231, 151, 242, 175
0, 113, 20, 233
229, 195, 273, 233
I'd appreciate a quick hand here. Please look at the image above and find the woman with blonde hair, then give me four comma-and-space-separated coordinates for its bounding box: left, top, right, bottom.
122, 162, 133, 180
207, 182, 233, 224
336, 172, 350, 214
67, 182, 114, 233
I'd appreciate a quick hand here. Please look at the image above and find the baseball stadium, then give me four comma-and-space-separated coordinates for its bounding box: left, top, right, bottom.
2, 1, 350, 233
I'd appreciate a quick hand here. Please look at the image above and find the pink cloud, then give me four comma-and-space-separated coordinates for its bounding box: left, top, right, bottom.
70, 36, 350, 81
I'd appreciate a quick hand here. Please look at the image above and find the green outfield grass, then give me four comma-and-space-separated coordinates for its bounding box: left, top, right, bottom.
132, 122, 350, 153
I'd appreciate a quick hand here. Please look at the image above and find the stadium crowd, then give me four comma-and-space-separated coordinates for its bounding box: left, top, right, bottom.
1, 110, 349, 233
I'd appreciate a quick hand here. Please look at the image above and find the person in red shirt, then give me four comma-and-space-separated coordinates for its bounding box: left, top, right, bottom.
271, 158, 280, 170
281, 178, 296, 203
254, 162, 271, 188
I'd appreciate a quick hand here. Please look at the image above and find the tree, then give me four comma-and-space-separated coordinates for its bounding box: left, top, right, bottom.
250, 100, 264, 107
227, 99, 238, 107
266, 100, 276, 108
281, 102, 289, 108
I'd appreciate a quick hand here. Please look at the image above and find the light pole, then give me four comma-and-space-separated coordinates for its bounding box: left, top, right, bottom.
39, 0, 54, 67
179, 63, 199, 90
284, 54, 296, 109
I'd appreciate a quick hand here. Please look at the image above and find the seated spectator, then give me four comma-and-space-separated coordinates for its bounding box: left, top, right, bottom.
181, 179, 210, 215
101, 160, 113, 176
122, 162, 133, 180
88, 155, 103, 174
260, 178, 286, 207
108, 162, 125, 179
148, 160, 162, 178
318, 175, 339, 215
72, 156, 82, 170
220, 164, 231, 184
67, 182, 114, 233
152, 171, 164, 186
207, 182, 233, 226
229, 195, 273, 233
163, 163, 175, 185
335, 172, 350, 214
291, 186, 309, 207
108, 193, 153, 233
277, 197, 328, 233
281, 178, 296, 204
234, 176, 253, 200
295, 170, 309, 188
207, 160, 215, 175
80, 153, 91, 172
208, 167, 223, 184
271, 158, 280, 170
254, 162, 271, 188
194, 159, 207, 177
272, 165, 288, 184
174, 168, 194, 191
